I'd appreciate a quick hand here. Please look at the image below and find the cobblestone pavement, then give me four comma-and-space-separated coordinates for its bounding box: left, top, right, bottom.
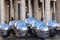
0, 35, 60, 40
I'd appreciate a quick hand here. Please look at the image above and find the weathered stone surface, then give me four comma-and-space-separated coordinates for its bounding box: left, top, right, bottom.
34, 0, 41, 20
20, 0, 26, 21
28, 0, 32, 18
14, 0, 18, 20
44, 0, 51, 23
56, 0, 60, 22
1, 0, 5, 24
10, 0, 14, 19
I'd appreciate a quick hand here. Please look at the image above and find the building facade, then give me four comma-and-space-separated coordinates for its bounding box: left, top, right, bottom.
0, 0, 59, 24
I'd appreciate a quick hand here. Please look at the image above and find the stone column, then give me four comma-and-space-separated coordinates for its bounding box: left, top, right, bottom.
14, 0, 18, 20
5, 2, 7, 22
53, 1, 56, 20
0, 0, 1, 24
20, 0, 26, 21
42, 0, 45, 21
44, 0, 51, 23
56, 0, 60, 22
34, 0, 39, 20
10, 0, 14, 19
28, 0, 32, 17
1, 0, 5, 24
7, 5, 9, 23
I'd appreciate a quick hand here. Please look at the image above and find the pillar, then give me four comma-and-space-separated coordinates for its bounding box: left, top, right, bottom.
5, 1, 7, 22
20, 0, 26, 21
28, 0, 32, 17
56, 0, 60, 22
14, 0, 18, 20
44, 0, 51, 23
7, 5, 9, 23
1, 0, 5, 24
42, 0, 45, 21
34, 0, 39, 20
53, 1, 56, 20
0, 0, 1, 24
10, 0, 14, 19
